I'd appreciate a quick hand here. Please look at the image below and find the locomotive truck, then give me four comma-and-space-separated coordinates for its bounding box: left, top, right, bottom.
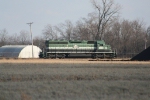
39, 40, 117, 59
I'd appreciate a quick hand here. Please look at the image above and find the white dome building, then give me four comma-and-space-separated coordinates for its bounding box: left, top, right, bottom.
0, 45, 41, 58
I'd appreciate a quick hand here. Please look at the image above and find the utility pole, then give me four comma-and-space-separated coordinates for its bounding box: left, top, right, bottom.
27, 22, 34, 58
144, 38, 147, 49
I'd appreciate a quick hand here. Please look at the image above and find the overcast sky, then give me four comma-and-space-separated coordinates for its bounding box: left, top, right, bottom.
0, 0, 150, 37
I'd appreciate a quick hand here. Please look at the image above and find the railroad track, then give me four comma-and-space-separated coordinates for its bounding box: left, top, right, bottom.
0, 57, 130, 61
89, 58, 131, 61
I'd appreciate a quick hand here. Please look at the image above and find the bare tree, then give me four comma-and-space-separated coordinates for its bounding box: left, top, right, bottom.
42, 24, 58, 40
73, 13, 100, 40
131, 20, 146, 51
18, 30, 30, 45
55, 20, 74, 40
33, 36, 45, 49
147, 26, 150, 36
8, 33, 19, 45
91, 0, 121, 40
104, 20, 121, 49
73, 17, 95, 40
73, 21, 90, 40
103, 19, 147, 57
0, 29, 8, 46
147, 26, 150, 47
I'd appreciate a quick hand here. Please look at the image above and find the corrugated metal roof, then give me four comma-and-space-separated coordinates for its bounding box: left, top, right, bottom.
0, 45, 26, 58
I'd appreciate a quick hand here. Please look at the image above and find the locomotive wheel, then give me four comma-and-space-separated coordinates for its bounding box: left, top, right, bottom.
55, 54, 57, 59
91, 54, 97, 59
58, 54, 65, 59
102, 53, 105, 59
61, 54, 65, 59
109, 54, 113, 58
65, 54, 69, 58
95, 54, 98, 59
48, 54, 55, 59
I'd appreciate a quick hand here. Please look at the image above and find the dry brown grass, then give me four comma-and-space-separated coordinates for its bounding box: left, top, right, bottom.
0, 61, 150, 100
0, 58, 150, 64
21, 92, 32, 100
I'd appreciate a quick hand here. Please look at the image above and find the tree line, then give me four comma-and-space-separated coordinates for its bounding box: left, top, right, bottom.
0, 0, 150, 57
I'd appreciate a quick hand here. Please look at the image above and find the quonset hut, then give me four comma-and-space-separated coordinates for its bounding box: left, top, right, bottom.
0, 45, 41, 58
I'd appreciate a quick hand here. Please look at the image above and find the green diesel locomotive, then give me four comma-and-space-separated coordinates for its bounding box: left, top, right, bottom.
39, 40, 117, 59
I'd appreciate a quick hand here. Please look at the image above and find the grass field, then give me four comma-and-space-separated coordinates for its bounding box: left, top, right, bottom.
0, 59, 150, 100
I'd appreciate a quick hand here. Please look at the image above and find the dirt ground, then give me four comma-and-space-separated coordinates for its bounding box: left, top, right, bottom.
0, 59, 150, 100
